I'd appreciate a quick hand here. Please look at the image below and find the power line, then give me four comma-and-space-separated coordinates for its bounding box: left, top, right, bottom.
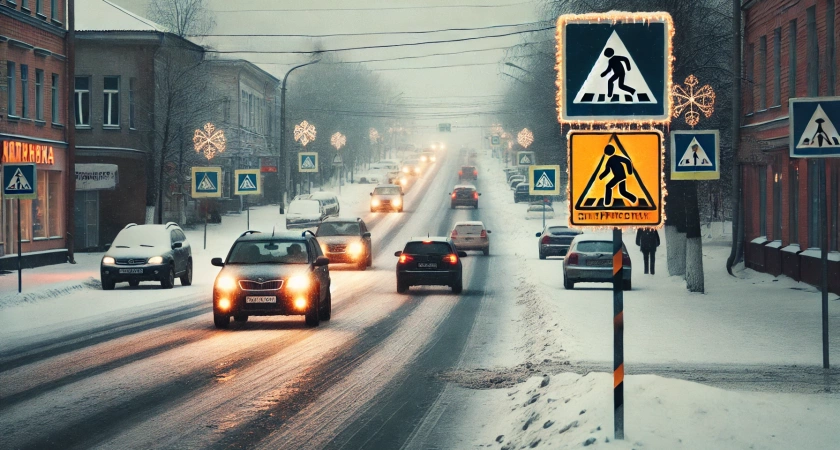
194, 21, 551, 38
213, 1, 534, 13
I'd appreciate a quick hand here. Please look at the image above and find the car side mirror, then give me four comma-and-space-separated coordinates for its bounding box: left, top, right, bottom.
394, 251, 402, 257
314, 256, 330, 266
363, 232, 371, 238
370, 193, 373, 196
172, 242, 183, 249
486, 230, 491, 234
211, 257, 224, 267
535, 232, 542, 237
458, 251, 468, 257
479, 193, 482, 196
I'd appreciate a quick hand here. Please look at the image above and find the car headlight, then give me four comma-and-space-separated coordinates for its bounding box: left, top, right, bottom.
431, 156, 436, 162
371, 198, 381, 207
403, 167, 409, 173
286, 275, 310, 291
347, 242, 364, 257
102, 256, 115, 265
216, 276, 236, 291
321, 243, 329, 254
414, 167, 421, 174
392, 197, 402, 207
147, 256, 164, 264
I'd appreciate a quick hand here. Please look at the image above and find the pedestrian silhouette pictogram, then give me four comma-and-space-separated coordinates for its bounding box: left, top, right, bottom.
6, 168, 32, 191
796, 104, 840, 148
575, 134, 656, 211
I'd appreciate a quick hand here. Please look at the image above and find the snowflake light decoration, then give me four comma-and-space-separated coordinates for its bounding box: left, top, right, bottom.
369, 128, 379, 143
294, 120, 317, 147
491, 123, 504, 136
331, 132, 346, 150
193, 123, 226, 160
518, 128, 534, 148
672, 75, 716, 127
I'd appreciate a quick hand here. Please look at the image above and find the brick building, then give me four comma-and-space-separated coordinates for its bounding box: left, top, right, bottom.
0, 0, 70, 268
740, 0, 840, 294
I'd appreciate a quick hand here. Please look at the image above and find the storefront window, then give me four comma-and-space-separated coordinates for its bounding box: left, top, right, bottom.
33, 174, 47, 238
27, 170, 62, 239
49, 172, 61, 237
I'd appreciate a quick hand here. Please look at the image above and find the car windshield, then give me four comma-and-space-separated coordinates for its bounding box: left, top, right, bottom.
227, 240, 310, 264
374, 187, 401, 195
288, 200, 320, 215
111, 226, 169, 248
462, 166, 475, 171
575, 241, 614, 253
317, 222, 360, 236
403, 242, 451, 255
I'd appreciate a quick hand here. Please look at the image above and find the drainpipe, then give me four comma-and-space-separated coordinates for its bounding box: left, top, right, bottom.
65, 0, 76, 263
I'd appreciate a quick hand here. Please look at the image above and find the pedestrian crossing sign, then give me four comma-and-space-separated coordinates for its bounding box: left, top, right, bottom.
529, 165, 561, 196
517, 151, 535, 166
568, 131, 663, 228
298, 152, 319, 173
2, 163, 37, 199
556, 12, 674, 123
670, 130, 719, 180
789, 97, 840, 158
191, 166, 222, 198
234, 169, 261, 195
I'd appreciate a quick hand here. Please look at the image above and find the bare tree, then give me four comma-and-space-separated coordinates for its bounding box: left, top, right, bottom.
147, 0, 216, 38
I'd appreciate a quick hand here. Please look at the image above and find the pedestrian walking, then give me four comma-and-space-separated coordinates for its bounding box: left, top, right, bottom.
635, 227, 660, 275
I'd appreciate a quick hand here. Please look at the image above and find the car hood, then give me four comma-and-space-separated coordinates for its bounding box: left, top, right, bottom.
218, 264, 313, 281
372, 193, 400, 199
106, 246, 169, 259
316, 236, 363, 245
287, 213, 322, 221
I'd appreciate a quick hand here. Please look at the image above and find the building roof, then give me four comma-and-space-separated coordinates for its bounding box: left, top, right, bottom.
76, 0, 164, 32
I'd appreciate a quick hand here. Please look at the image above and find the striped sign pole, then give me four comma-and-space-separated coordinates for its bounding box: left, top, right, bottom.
613, 227, 624, 439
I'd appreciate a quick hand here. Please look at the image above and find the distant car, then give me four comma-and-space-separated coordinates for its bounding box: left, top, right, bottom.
370, 184, 404, 212
562, 234, 631, 290
508, 175, 526, 189
402, 162, 422, 176
211, 230, 331, 328
308, 191, 341, 216
459, 165, 478, 181
286, 199, 328, 229
420, 150, 436, 163
315, 217, 372, 270
395, 237, 466, 293
100, 223, 193, 290
450, 221, 491, 255
536, 225, 583, 259
525, 203, 555, 220
514, 183, 531, 203
450, 184, 480, 209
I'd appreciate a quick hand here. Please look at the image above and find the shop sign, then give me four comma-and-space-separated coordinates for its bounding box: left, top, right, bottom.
2, 140, 56, 165
76, 164, 118, 190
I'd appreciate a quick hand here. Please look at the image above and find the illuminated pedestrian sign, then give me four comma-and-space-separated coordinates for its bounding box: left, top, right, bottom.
789, 97, 840, 158
529, 165, 561, 196
491, 135, 501, 146
234, 169, 261, 195
568, 131, 663, 227
2, 163, 37, 199
517, 151, 535, 166
191, 166, 222, 198
556, 12, 674, 123
299, 152, 318, 172
670, 130, 720, 180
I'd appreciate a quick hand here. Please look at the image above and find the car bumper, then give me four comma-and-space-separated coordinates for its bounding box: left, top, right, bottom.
101, 264, 170, 282
564, 266, 631, 282
398, 269, 460, 286
453, 240, 489, 251
451, 200, 477, 207
371, 202, 401, 211
214, 289, 311, 316
540, 244, 570, 256
324, 251, 365, 263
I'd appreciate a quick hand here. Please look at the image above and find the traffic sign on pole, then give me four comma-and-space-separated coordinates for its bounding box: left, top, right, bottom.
298, 152, 319, 172
191, 167, 222, 198
789, 96, 840, 158
670, 130, 720, 180
529, 165, 561, 196
491, 135, 501, 146
516, 151, 535, 166
234, 169, 261, 195
2, 163, 37, 199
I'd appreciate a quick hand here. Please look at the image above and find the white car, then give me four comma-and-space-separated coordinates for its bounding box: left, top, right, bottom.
525, 203, 555, 220
449, 221, 491, 255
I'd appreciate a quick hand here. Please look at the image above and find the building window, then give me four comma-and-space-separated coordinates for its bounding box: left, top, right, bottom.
828, 0, 836, 96
51, 0, 57, 20
759, 167, 767, 236
31, 171, 61, 239
103, 76, 120, 127
808, 160, 821, 248
129, 78, 136, 129
48, 171, 61, 237
758, 36, 767, 110
746, 43, 755, 114
21, 0, 29, 10
35, 69, 44, 121
51, 73, 59, 123
773, 28, 781, 106
789, 162, 799, 243
36, 0, 43, 15
806, 6, 819, 97
21, 65, 29, 118
7, 62, 16, 116
74, 76, 90, 126
788, 20, 797, 100
774, 169, 782, 240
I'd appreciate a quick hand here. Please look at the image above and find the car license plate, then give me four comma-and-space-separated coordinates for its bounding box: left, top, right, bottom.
587, 260, 611, 267
418, 263, 437, 269
119, 269, 143, 274
464, 237, 474, 241
246, 296, 276, 303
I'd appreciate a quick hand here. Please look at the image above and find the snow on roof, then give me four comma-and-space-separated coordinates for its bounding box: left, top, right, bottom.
76, 0, 165, 32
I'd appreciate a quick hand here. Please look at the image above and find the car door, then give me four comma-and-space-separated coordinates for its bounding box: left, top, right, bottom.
309, 238, 329, 299
360, 221, 372, 256
169, 230, 184, 274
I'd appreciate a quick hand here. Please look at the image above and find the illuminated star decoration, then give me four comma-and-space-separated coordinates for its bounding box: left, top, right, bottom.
491, 123, 504, 136
517, 128, 534, 148
331, 132, 346, 150
193, 123, 226, 160
672, 75, 716, 127
369, 128, 379, 143
294, 120, 317, 147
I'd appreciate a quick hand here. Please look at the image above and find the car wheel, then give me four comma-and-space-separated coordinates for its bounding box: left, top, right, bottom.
128, 280, 140, 287
305, 290, 320, 327
452, 275, 463, 294
233, 314, 248, 322
319, 288, 332, 321
539, 251, 546, 260
397, 279, 409, 294
623, 280, 632, 291
450, 203, 455, 209
483, 247, 489, 256
563, 276, 574, 289
214, 313, 230, 329
180, 259, 193, 286
102, 277, 115, 290
474, 202, 478, 209
161, 266, 175, 289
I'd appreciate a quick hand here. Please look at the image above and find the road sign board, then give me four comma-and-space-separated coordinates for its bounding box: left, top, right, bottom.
529, 165, 561, 196
517, 151, 535, 166
789, 96, 840, 158
556, 12, 674, 123
2, 163, 37, 199
569, 131, 663, 227
491, 135, 501, 146
439, 123, 451, 132
191, 166, 222, 198
670, 130, 720, 180
234, 169, 261, 195
298, 152, 318, 173
332, 154, 343, 166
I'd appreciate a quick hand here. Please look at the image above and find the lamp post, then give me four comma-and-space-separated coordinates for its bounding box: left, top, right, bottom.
279, 59, 320, 211
331, 132, 346, 194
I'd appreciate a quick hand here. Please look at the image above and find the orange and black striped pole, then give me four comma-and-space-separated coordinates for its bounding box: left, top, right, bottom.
612, 227, 624, 439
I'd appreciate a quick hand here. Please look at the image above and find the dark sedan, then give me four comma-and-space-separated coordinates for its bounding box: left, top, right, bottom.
100, 223, 192, 290
536, 225, 583, 259
395, 238, 467, 293
315, 217, 372, 270
450, 184, 480, 209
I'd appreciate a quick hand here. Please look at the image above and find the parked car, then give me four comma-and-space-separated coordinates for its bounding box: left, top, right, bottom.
450, 221, 491, 255
100, 223, 192, 290
450, 184, 480, 209
562, 234, 631, 290
508, 175, 526, 189
211, 230, 331, 328
536, 225, 583, 259
459, 165, 478, 181
514, 183, 531, 203
286, 199, 328, 229
370, 184, 404, 212
309, 191, 341, 216
395, 237, 467, 293
525, 203, 555, 220
315, 217, 372, 270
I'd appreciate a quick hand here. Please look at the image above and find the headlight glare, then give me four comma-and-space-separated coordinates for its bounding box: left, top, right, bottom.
347, 242, 364, 257
287, 275, 310, 291
102, 256, 115, 265
392, 197, 402, 207
371, 199, 381, 207
216, 276, 236, 291
147, 256, 164, 264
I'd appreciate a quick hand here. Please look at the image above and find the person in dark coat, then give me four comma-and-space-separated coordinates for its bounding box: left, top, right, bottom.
635, 228, 660, 275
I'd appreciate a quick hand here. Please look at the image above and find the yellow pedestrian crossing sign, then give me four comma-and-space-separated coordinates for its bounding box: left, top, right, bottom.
568, 131, 663, 227
234, 169, 261, 195
2, 163, 37, 199
191, 167, 222, 198
529, 165, 561, 196
299, 152, 318, 173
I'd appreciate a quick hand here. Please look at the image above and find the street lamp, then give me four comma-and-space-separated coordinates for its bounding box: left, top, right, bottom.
331, 132, 346, 194
279, 59, 320, 209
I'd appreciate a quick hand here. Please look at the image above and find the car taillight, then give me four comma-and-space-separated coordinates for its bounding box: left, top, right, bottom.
399, 254, 413, 264
566, 252, 579, 265
473, 170, 478, 177
444, 254, 458, 264
459, 170, 463, 176
622, 252, 631, 267
450, 229, 458, 238
541, 235, 550, 245
451, 192, 456, 199
473, 192, 479, 200
480, 230, 487, 238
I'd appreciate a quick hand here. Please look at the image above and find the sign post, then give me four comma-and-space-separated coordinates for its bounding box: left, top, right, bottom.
234, 169, 261, 230
529, 165, 561, 230
191, 167, 222, 249
3, 163, 37, 293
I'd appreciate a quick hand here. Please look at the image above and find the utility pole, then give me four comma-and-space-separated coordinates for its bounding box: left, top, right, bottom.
65, 0, 76, 263
726, 0, 743, 274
